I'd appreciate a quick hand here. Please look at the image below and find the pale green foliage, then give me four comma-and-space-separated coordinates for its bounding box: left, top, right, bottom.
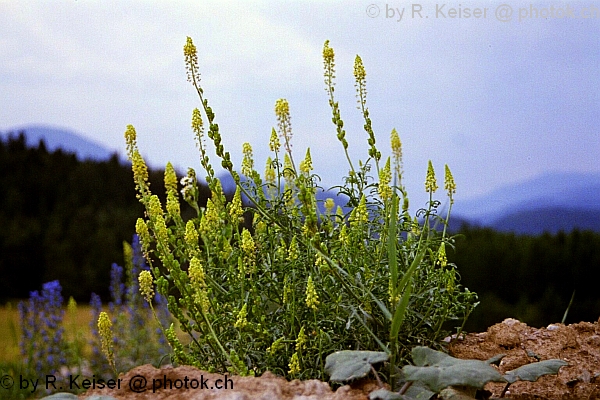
124, 37, 477, 380
328, 346, 567, 399
325, 350, 389, 382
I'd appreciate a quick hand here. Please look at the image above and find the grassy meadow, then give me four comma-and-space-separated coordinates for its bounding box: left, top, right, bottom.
0, 303, 95, 364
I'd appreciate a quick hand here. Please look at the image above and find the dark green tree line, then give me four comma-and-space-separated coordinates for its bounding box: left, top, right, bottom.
449, 224, 600, 331
0, 132, 209, 302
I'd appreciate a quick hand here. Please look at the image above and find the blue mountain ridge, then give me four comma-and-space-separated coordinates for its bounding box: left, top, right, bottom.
1, 124, 120, 162
3, 125, 599, 235
449, 171, 600, 234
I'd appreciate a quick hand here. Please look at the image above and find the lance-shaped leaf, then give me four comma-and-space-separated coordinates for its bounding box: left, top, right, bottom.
403, 347, 506, 393
504, 359, 568, 384
325, 350, 389, 382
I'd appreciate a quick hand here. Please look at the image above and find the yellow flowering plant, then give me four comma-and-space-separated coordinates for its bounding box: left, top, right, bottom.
124, 37, 478, 383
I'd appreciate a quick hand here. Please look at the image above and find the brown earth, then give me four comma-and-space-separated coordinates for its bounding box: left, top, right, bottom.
78, 317, 600, 400
447, 317, 600, 399
77, 364, 380, 399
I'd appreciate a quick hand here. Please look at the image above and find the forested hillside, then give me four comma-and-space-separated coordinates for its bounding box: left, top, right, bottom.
449, 224, 600, 331
0, 133, 207, 302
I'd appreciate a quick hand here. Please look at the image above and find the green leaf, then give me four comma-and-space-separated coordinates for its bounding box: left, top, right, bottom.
325, 350, 389, 382
504, 359, 568, 384
411, 346, 453, 367
403, 347, 506, 392
390, 247, 425, 340
369, 388, 405, 400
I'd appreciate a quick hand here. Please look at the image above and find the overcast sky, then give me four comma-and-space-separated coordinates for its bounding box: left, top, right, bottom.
2, 1, 599, 209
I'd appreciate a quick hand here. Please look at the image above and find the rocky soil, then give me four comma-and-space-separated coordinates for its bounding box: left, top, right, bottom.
58, 317, 600, 399
448, 317, 600, 399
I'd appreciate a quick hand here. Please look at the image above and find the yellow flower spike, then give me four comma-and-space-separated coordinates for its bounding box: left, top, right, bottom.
192, 108, 203, 135
184, 220, 199, 250
288, 352, 300, 375
350, 194, 368, 227
234, 303, 248, 329
299, 148, 313, 175
165, 323, 194, 366
437, 242, 447, 268
314, 253, 327, 270
269, 127, 280, 153
166, 191, 180, 219
98, 312, 115, 370
164, 162, 178, 195
124, 125, 137, 160
147, 195, 164, 220
267, 337, 284, 355
425, 160, 438, 193
241, 142, 254, 177
138, 270, 154, 303
135, 218, 151, 252
305, 275, 320, 310
322, 40, 335, 77
188, 257, 206, 288
189, 257, 210, 313
229, 186, 244, 223
295, 326, 307, 352
241, 228, 256, 273
378, 157, 392, 202
199, 199, 221, 240
184, 36, 201, 85
283, 153, 295, 184
391, 128, 403, 177
275, 99, 294, 157
264, 157, 276, 185
275, 98, 290, 120
324, 198, 335, 215
287, 237, 299, 262
444, 164, 456, 204
154, 214, 169, 249
353, 55, 366, 83
131, 151, 149, 195
353, 55, 367, 109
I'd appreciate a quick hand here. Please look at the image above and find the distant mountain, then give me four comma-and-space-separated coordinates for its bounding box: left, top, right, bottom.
1, 124, 119, 162
450, 171, 600, 235
490, 207, 600, 235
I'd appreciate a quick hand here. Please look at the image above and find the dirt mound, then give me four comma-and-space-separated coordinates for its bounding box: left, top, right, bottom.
74, 318, 600, 399
448, 317, 600, 399
78, 364, 378, 400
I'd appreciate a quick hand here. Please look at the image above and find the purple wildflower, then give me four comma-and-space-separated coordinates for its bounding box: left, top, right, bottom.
18, 280, 66, 378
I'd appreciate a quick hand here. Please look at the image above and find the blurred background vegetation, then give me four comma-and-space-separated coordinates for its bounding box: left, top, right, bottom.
1, 132, 599, 332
